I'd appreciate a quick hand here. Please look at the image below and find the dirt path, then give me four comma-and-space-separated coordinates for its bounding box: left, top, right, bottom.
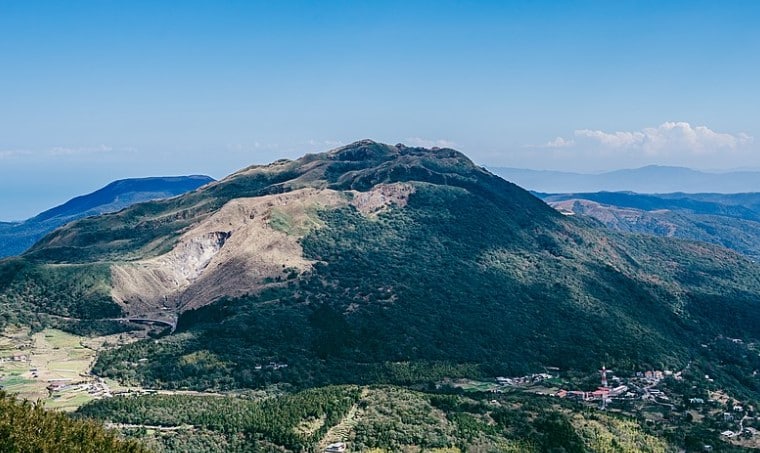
106, 423, 194, 431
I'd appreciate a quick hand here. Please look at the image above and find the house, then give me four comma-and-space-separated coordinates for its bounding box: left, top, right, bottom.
734, 405, 744, 412
567, 391, 586, 400
47, 382, 68, 392
689, 398, 704, 404
609, 385, 628, 396
324, 442, 347, 453
590, 389, 609, 400
721, 430, 735, 438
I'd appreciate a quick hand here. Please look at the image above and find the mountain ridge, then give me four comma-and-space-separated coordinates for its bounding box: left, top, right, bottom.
540, 191, 760, 260
0, 175, 214, 258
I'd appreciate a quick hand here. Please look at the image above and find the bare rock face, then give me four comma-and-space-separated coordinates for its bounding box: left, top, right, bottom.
351, 183, 415, 215
172, 231, 232, 280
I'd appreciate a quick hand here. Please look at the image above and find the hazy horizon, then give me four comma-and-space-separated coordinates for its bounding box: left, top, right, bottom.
7, 148, 760, 222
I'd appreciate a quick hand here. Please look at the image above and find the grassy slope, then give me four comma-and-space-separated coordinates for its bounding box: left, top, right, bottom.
0, 176, 213, 259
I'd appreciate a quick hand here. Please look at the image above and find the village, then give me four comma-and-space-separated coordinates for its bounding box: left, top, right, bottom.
440, 361, 760, 450
0, 327, 125, 410
490, 365, 760, 448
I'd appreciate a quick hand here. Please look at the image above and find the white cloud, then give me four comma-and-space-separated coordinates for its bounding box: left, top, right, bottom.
518, 122, 757, 171
568, 122, 753, 155
545, 136, 575, 148
304, 139, 345, 149
0, 149, 32, 159
0, 145, 138, 160
48, 144, 114, 156
406, 137, 457, 148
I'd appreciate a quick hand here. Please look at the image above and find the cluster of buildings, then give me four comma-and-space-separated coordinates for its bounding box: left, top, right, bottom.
556, 385, 630, 402
0, 353, 28, 363
495, 373, 553, 386
553, 367, 632, 403
46, 377, 113, 398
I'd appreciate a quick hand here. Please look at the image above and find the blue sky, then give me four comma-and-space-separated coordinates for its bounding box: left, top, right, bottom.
1, 1, 759, 219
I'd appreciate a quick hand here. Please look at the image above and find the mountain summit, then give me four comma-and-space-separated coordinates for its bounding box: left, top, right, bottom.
3, 141, 760, 390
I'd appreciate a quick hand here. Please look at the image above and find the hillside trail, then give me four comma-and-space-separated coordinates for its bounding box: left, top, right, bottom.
317, 388, 370, 450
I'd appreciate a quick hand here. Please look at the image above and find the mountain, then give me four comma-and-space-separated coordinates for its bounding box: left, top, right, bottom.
6, 141, 760, 451
541, 192, 760, 260
491, 165, 760, 193
0, 175, 214, 258
2, 140, 760, 393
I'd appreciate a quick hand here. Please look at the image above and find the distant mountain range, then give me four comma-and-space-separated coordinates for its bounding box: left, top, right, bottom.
540, 191, 760, 260
0, 175, 214, 258
491, 165, 760, 193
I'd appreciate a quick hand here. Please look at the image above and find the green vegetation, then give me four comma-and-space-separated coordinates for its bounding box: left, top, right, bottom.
0, 176, 213, 259
0, 259, 119, 331
77, 386, 360, 452
543, 192, 760, 261
0, 391, 147, 453
75, 385, 682, 452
